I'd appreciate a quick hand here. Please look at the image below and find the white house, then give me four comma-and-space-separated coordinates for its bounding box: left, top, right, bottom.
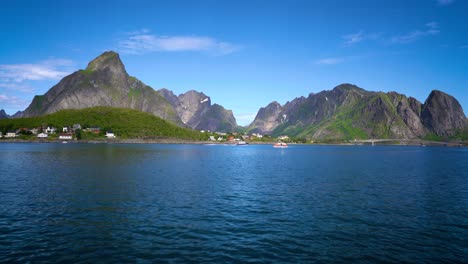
37, 133, 48, 138
30, 128, 39, 135
5, 132, 17, 138
105, 132, 116, 138
209, 136, 216, 141
0, 131, 3, 138
62, 127, 70, 133
59, 133, 73, 140
252, 133, 263, 138
45, 127, 57, 133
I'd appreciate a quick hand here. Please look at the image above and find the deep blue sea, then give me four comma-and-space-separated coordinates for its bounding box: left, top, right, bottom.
0, 143, 467, 263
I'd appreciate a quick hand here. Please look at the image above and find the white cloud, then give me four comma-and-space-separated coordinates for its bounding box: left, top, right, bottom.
437, 0, 454, 5
391, 22, 440, 44
0, 59, 74, 83
314, 57, 345, 65
118, 30, 241, 55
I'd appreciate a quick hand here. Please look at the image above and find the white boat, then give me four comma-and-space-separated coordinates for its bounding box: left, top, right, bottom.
236, 141, 248, 146
273, 142, 288, 148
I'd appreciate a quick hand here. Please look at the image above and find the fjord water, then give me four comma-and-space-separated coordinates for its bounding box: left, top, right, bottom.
1, 144, 467, 263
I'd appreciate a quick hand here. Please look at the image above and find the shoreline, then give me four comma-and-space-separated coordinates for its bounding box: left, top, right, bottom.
0, 138, 465, 147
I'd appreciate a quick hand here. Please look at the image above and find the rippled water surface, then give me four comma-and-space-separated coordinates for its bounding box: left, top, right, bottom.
1, 143, 467, 263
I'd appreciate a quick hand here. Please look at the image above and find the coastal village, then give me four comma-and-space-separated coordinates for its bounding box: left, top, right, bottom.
0, 122, 297, 144
0, 124, 116, 141
1, 124, 465, 146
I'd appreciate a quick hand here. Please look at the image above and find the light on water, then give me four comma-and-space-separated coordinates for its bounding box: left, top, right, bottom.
0, 143, 467, 262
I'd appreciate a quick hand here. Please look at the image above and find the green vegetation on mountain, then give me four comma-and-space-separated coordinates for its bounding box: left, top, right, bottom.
250, 84, 467, 141
0, 107, 206, 140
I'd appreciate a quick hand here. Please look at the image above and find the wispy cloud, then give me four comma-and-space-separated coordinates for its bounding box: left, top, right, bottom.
314, 57, 345, 65
314, 53, 374, 66
391, 22, 440, 44
0, 83, 35, 93
437, 0, 454, 5
118, 29, 241, 55
0, 59, 74, 83
461, 45, 468, 49
0, 94, 30, 109
342, 31, 380, 45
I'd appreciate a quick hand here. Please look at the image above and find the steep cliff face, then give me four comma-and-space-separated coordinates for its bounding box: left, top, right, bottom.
247, 101, 283, 134
177, 90, 212, 127
158, 89, 237, 132
421, 90, 467, 136
195, 104, 238, 132
249, 84, 467, 140
20, 51, 182, 125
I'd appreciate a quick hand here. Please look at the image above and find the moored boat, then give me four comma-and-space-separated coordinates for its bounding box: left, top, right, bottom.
273, 142, 288, 148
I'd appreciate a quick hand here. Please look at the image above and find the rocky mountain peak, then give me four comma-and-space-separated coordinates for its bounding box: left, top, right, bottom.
0, 109, 8, 119
19, 51, 182, 124
157, 88, 236, 132
86, 51, 126, 75
421, 90, 467, 136
266, 101, 281, 108
332, 83, 363, 92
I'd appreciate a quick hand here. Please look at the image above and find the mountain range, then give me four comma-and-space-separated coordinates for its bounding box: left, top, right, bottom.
247, 84, 467, 140
12, 51, 236, 132
4, 51, 467, 140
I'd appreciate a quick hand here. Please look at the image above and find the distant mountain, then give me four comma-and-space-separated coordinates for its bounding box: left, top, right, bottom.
0, 109, 8, 119
158, 89, 237, 132
16, 51, 238, 131
248, 84, 467, 140
19, 51, 182, 125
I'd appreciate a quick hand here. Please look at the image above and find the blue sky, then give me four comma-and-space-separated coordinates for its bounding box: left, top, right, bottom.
1, 0, 467, 125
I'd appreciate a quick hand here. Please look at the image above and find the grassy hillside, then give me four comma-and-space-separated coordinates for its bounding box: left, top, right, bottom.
0, 106, 205, 140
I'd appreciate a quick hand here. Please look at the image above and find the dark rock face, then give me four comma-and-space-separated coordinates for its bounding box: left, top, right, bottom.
195, 104, 237, 132
158, 89, 237, 132
0, 109, 8, 119
20, 51, 181, 124
248, 101, 283, 134
421, 90, 467, 136
396, 97, 426, 137
248, 84, 467, 139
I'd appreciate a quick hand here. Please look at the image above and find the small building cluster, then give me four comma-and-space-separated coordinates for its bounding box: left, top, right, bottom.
203, 130, 273, 142
0, 123, 116, 141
